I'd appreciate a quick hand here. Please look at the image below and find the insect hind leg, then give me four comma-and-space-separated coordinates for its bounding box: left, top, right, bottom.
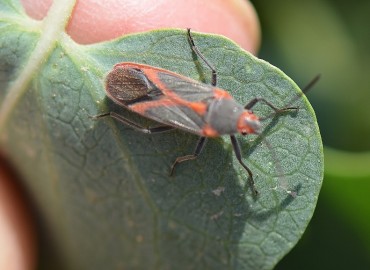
90, 112, 174, 134
187, 28, 217, 86
170, 136, 207, 176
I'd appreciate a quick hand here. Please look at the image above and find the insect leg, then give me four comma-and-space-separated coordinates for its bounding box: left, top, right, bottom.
170, 136, 207, 176
187, 28, 217, 86
244, 98, 298, 112
230, 135, 258, 195
90, 112, 174, 134
245, 75, 321, 114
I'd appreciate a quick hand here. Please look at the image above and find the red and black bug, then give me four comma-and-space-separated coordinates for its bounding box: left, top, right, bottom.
93, 29, 318, 195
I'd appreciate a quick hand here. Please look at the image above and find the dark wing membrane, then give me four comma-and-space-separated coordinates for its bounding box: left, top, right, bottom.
106, 67, 163, 105
157, 71, 215, 102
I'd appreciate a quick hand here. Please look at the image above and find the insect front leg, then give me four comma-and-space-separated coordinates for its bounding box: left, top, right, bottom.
244, 98, 298, 113
170, 136, 207, 176
230, 135, 258, 195
90, 112, 174, 134
245, 75, 321, 114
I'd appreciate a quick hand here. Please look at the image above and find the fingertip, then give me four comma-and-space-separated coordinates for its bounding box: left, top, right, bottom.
231, 0, 261, 54
21, 0, 260, 53
0, 157, 37, 270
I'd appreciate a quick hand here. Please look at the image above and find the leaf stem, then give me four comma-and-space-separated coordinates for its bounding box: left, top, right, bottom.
0, 0, 77, 132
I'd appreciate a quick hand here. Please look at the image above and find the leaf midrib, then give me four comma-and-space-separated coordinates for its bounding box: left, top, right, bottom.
0, 0, 76, 131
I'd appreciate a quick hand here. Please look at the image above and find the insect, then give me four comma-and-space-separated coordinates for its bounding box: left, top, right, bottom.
93, 29, 318, 195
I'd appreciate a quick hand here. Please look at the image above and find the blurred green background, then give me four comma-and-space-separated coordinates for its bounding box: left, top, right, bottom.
250, 0, 370, 269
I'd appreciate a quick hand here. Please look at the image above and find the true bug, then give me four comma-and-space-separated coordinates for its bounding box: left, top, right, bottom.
93, 29, 318, 195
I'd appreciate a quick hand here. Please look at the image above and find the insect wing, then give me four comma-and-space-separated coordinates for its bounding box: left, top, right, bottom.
154, 71, 215, 102
112, 64, 217, 135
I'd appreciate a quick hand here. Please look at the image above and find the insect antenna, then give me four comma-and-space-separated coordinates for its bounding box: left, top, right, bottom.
260, 74, 320, 121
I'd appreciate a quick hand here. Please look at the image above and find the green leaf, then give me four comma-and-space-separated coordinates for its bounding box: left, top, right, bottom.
0, 1, 323, 269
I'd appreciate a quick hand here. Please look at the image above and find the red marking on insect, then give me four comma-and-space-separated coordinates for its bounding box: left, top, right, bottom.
189, 102, 208, 115
202, 124, 219, 137
214, 88, 232, 99
237, 111, 260, 135
129, 98, 176, 115
93, 29, 318, 196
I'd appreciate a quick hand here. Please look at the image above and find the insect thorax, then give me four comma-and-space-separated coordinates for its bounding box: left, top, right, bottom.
206, 98, 244, 135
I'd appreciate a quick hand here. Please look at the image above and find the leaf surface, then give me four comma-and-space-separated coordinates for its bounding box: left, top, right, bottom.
0, 1, 323, 269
